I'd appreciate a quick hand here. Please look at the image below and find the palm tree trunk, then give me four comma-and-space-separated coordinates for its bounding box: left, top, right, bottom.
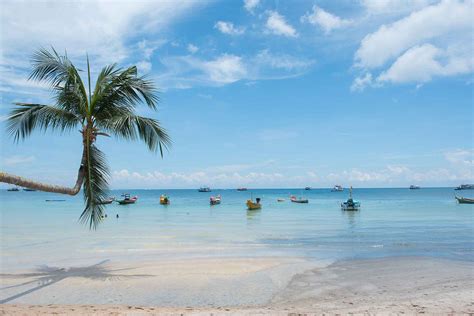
0, 148, 86, 195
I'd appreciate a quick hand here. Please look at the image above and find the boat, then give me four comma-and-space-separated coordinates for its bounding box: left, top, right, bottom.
304, 187, 311, 190
331, 185, 344, 192
277, 198, 285, 202
160, 194, 170, 205
409, 185, 421, 190
23, 188, 37, 191
117, 194, 138, 205
198, 187, 211, 192
454, 184, 474, 190
455, 196, 474, 204
246, 198, 261, 210
341, 187, 360, 211
237, 187, 248, 191
98, 197, 115, 205
210, 194, 221, 205
7, 187, 19, 191
290, 195, 308, 203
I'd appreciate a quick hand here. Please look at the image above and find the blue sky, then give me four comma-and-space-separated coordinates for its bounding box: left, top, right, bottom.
0, 0, 473, 188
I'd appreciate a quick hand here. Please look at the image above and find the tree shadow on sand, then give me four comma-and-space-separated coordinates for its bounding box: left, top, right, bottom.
0, 260, 152, 303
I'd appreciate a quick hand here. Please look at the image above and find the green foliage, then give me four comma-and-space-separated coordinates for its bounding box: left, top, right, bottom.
6, 47, 171, 229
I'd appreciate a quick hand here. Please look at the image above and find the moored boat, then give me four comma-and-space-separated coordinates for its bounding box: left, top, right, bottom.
409, 185, 421, 189
304, 186, 311, 190
455, 184, 474, 190
198, 187, 211, 192
237, 187, 247, 191
331, 185, 344, 192
455, 196, 474, 204
290, 195, 308, 203
341, 187, 360, 211
117, 194, 138, 205
160, 194, 170, 205
277, 198, 285, 202
246, 198, 261, 210
98, 197, 115, 205
210, 194, 221, 205
7, 187, 19, 191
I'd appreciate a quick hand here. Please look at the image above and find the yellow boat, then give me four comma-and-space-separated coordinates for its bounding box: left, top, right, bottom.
160, 194, 170, 205
246, 198, 261, 210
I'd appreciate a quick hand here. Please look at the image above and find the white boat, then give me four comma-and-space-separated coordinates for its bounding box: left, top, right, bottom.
331, 185, 344, 192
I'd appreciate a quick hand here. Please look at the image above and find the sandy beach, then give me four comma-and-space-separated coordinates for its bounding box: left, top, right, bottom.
1, 256, 473, 315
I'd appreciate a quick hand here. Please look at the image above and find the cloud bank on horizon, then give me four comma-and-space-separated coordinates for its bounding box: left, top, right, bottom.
0, 0, 472, 188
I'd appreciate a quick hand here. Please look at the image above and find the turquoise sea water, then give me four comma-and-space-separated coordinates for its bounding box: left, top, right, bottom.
1, 188, 473, 272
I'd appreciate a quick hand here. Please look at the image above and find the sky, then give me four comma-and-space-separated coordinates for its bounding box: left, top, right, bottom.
0, 0, 473, 189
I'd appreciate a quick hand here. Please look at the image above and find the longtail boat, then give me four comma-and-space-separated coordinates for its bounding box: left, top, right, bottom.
341, 187, 360, 211
117, 194, 138, 205
455, 196, 474, 204
210, 194, 221, 205
246, 198, 261, 210
160, 194, 170, 205
290, 195, 308, 203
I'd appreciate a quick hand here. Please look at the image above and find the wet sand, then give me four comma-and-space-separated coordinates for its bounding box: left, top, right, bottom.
1, 256, 473, 315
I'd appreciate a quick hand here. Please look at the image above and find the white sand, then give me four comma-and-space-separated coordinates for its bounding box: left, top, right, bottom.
1, 256, 473, 314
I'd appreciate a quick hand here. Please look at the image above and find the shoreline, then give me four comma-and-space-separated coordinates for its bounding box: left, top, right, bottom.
1, 256, 473, 314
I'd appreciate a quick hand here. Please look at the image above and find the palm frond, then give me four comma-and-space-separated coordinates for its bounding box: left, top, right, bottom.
79, 144, 110, 229
6, 103, 80, 141
91, 66, 159, 116
97, 113, 171, 157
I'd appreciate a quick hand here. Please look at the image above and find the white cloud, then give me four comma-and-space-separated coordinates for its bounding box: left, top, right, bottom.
444, 149, 474, 167
244, 0, 260, 13
265, 11, 298, 38
301, 6, 352, 34
377, 44, 474, 84
353, 0, 473, 89
187, 44, 199, 54
156, 50, 313, 89
355, 0, 472, 69
136, 61, 152, 73
3, 155, 35, 166
202, 55, 248, 84
350, 73, 373, 92
361, 0, 433, 14
214, 21, 245, 35
255, 50, 314, 71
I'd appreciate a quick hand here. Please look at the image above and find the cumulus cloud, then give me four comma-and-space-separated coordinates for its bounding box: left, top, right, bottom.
214, 21, 245, 35
377, 44, 473, 84
353, 0, 473, 89
243, 0, 260, 13
265, 11, 298, 38
355, 0, 472, 69
301, 6, 352, 34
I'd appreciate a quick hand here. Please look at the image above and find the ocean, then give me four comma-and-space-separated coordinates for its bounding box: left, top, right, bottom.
1, 187, 473, 272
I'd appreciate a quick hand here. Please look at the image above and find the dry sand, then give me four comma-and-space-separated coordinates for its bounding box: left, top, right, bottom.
1, 256, 473, 315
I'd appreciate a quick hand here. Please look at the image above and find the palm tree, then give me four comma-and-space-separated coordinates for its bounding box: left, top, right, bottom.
0, 48, 171, 229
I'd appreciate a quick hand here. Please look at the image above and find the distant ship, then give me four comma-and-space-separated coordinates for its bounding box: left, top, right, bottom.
237, 187, 247, 191
304, 187, 311, 190
331, 185, 344, 192
409, 185, 421, 190
454, 184, 474, 190
198, 187, 211, 192
7, 187, 19, 192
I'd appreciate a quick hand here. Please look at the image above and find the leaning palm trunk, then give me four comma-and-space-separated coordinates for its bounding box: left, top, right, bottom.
2, 48, 171, 228
0, 148, 86, 195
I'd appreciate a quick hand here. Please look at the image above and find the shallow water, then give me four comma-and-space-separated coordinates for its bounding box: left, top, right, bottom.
1, 188, 473, 272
